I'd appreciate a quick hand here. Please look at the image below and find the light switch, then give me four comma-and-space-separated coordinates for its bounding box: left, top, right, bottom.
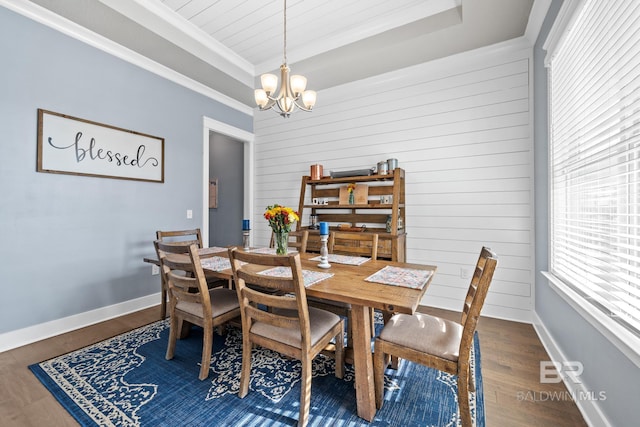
187, 209, 193, 219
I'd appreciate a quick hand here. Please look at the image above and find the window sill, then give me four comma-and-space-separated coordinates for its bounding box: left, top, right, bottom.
542, 271, 640, 369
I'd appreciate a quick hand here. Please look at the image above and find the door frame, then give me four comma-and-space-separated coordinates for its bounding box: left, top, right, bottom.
202, 116, 254, 247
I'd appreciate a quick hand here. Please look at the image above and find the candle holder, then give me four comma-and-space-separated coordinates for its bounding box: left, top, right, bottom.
242, 230, 251, 250
318, 233, 331, 269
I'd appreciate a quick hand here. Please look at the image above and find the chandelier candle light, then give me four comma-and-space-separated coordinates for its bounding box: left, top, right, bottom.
318, 222, 331, 269
254, 0, 317, 117
242, 219, 251, 250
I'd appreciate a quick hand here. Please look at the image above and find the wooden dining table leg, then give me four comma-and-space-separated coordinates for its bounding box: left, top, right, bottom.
160, 275, 167, 319
350, 304, 377, 422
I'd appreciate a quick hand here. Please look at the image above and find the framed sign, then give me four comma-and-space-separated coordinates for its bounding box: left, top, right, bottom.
37, 109, 164, 183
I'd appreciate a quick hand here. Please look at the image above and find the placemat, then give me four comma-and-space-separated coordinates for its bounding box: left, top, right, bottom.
365, 266, 433, 289
200, 256, 233, 272
258, 267, 333, 288
309, 254, 370, 265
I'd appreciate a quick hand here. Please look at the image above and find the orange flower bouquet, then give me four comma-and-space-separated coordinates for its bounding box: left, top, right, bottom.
264, 204, 300, 254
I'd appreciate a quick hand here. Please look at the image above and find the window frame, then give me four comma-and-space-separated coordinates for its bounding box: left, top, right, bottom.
542, 0, 640, 368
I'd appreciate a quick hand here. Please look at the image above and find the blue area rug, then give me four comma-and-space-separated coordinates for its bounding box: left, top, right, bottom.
29, 316, 485, 426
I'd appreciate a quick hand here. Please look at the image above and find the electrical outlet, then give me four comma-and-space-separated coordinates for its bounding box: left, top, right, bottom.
186, 209, 193, 219
152, 265, 159, 275
460, 267, 471, 279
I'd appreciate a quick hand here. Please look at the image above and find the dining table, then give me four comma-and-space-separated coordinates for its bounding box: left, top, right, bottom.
144, 247, 436, 422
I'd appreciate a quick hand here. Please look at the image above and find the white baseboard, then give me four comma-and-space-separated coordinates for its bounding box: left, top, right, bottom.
0, 293, 160, 353
532, 312, 612, 427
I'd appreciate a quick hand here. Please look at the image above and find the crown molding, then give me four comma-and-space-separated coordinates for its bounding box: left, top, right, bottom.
1, 0, 254, 116
524, 0, 552, 45
99, 0, 254, 86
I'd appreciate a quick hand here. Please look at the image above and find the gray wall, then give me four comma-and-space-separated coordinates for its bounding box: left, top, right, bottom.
208, 132, 244, 247
0, 6, 251, 334
534, 1, 638, 425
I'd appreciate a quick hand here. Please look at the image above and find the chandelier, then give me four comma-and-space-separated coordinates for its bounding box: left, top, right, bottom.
254, 0, 316, 118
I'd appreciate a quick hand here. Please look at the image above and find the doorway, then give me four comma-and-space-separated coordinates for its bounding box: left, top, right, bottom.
201, 117, 254, 248
209, 132, 243, 246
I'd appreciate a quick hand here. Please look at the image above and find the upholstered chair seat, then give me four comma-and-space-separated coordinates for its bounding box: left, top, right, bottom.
175, 288, 240, 319
378, 313, 463, 362
251, 307, 342, 349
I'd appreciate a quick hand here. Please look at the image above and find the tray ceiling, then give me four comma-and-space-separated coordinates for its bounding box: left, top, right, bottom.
22, 0, 536, 109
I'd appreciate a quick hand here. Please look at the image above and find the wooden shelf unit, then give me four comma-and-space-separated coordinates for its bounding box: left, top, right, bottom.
296, 168, 406, 261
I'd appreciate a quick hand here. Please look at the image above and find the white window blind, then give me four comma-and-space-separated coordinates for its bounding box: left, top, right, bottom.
548, 0, 640, 336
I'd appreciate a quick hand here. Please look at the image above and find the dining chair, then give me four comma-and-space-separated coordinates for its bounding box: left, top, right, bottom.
329, 231, 378, 259
373, 247, 498, 427
309, 231, 379, 347
269, 229, 309, 253
156, 241, 241, 380
156, 228, 227, 318
228, 248, 344, 427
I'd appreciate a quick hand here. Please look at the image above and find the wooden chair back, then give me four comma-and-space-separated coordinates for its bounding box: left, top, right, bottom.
153, 238, 198, 285
329, 231, 378, 260
154, 236, 200, 318
269, 229, 309, 253
155, 241, 210, 315
458, 246, 498, 361
156, 228, 204, 248
228, 248, 312, 350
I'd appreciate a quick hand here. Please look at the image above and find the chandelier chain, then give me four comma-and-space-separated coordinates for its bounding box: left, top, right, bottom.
283, 0, 287, 64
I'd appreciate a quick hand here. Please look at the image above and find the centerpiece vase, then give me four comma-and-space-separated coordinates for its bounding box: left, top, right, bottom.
274, 231, 289, 255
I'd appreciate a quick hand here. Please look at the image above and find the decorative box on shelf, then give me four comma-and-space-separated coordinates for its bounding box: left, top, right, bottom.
338, 184, 368, 205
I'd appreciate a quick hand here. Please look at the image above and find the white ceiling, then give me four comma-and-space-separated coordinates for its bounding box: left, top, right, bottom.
23, 0, 537, 109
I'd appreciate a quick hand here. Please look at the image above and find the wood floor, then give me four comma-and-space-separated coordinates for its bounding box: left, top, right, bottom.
0, 305, 587, 426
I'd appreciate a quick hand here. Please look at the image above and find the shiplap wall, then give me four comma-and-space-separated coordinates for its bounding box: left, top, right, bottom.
253, 42, 534, 322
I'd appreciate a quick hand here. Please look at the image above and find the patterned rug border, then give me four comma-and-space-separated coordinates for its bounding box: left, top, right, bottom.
30, 317, 485, 426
